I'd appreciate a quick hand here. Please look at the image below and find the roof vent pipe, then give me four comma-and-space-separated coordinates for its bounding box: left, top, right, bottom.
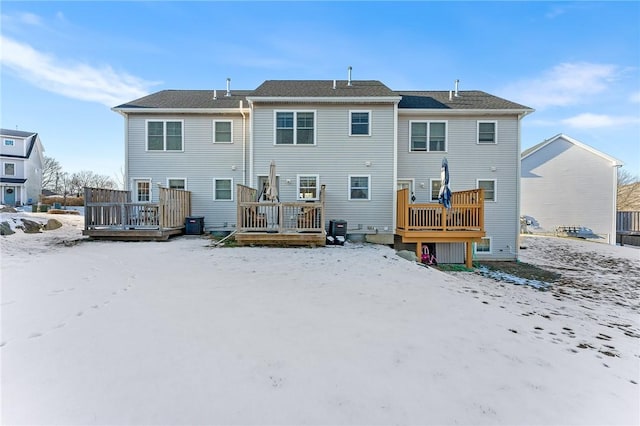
226, 77, 231, 97
454, 79, 459, 97
213, 89, 217, 100
333, 79, 336, 89
449, 90, 452, 101
348, 66, 352, 86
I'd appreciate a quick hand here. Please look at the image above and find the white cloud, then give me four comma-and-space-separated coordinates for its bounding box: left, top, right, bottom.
0, 35, 159, 107
500, 62, 619, 109
561, 113, 640, 129
630, 92, 640, 103
18, 12, 43, 26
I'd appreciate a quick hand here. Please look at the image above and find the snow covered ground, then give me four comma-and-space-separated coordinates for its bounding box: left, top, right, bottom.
1, 210, 639, 425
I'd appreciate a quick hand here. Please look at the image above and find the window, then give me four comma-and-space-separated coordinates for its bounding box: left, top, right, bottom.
297, 175, 319, 200
275, 111, 315, 145
430, 179, 442, 201
4, 139, 14, 146
349, 175, 370, 200
475, 237, 492, 254
478, 121, 497, 144
350, 111, 370, 136
135, 180, 151, 202
477, 179, 496, 201
213, 121, 232, 143
147, 120, 183, 151
410, 121, 447, 152
167, 178, 186, 190
3, 163, 15, 176
213, 178, 233, 201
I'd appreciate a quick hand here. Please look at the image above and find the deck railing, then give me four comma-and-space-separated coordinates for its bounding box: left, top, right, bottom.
84, 186, 191, 231
236, 184, 325, 233
396, 188, 485, 232
617, 211, 640, 233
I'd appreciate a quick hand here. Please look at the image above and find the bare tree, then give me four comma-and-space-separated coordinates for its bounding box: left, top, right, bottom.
69, 170, 117, 195
617, 168, 640, 211
42, 156, 63, 192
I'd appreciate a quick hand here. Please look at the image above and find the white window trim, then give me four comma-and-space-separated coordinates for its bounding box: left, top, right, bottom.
409, 120, 448, 152
476, 179, 497, 202
429, 178, 442, 201
296, 174, 320, 201
348, 174, 371, 201
213, 178, 234, 201
166, 177, 187, 190
273, 110, 317, 146
213, 120, 234, 144
474, 237, 493, 254
477, 120, 498, 145
3, 162, 16, 176
4, 139, 15, 146
145, 119, 185, 152
132, 178, 153, 203
349, 110, 372, 137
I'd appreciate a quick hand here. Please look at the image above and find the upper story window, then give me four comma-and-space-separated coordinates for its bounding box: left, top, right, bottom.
213, 178, 233, 201
213, 120, 233, 143
478, 121, 497, 144
167, 178, 186, 190
275, 111, 315, 145
3, 162, 15, 176
350, 111, 370, 136
410, 121, 447, 152
477, 179, 496, 202
297, 175, 319, 200
147, 120, 183, 151
349, 175, 371, 200
4, 139, 15, 146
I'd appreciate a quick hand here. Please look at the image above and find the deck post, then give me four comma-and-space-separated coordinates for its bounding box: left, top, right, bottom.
416, 241, 422, 262
465, 240, 473, 269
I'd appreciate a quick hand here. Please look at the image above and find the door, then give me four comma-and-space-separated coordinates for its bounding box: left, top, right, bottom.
397, 179, 414, 202
3, 186, 16, 205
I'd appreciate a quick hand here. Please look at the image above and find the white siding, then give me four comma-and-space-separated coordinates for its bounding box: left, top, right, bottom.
398, 114, 522, 260
522, 137, 617, 243
127, 114, 246, 229
252, 103, 397, 233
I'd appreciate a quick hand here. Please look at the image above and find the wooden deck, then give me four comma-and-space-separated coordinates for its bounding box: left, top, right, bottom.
395, 188, 485, 267
235, 184, 326, 247
82, 186, 191, 241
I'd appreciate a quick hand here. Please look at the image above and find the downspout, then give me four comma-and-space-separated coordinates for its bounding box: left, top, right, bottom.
392, 101, 399, 234
248, 100, 254, 188
239, 100, 246, 186
515, 112, 524, 260
611, 164, 622, 245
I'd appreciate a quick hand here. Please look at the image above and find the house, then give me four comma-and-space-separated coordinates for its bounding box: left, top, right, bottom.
521, 134, 623, 245
0, 129, 45, 206
112, 74, 533, 262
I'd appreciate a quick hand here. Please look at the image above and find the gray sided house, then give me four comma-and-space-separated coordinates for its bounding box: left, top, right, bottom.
0, 129, 44, 206
521, 134, 622, 245
113, 78, 533, 261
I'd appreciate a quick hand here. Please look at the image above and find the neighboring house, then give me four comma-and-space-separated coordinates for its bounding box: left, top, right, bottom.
0, 129, 45, 206
521, 134, 623, 245
113, 76, 533, 261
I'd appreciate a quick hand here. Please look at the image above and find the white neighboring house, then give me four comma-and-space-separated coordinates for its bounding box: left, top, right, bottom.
521, 134, 623, 245
0, 129, 45, 206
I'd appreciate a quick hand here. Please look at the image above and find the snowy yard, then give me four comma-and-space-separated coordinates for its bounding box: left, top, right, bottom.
1, 211, 639, 425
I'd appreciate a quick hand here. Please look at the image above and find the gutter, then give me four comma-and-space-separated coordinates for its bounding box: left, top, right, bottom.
239, 100, 247, 186
246, 96, 403, 104
398, 108, 535, 116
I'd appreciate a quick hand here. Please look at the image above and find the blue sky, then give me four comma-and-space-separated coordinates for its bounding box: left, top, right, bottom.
2, 1, 639, 180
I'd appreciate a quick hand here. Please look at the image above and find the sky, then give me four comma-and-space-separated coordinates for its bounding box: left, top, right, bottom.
1, 1, 639, 181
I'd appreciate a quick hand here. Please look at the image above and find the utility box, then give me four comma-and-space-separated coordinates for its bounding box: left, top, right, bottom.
185, 216, 205, 235
327, 219, 347, 245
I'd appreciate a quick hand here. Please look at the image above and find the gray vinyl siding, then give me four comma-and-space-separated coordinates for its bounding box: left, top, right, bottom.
521, 138, 617, 243
126, 114, 247, 229
252, 103, 397, 232
398, 114, 522, 260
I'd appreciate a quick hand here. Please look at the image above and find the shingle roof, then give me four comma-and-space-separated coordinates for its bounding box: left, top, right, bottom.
113, 83, 532, 111
396, 91, 532, 110
1, 129, 36, 138
250, 80, 397, 98
114, 90, 253, 109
